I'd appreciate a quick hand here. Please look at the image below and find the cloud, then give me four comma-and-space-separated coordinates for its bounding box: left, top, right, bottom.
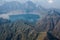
0, 14, 9, 19
0, 11, 26, 19
5, 0, 28, 3
0, 0, 6, 6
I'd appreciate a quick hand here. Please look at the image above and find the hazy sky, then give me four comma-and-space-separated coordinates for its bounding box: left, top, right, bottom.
0, 0, 60, 9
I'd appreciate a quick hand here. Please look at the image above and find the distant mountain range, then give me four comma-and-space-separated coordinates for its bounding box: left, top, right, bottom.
0, 1, 60, 40
0, 1, 47, 14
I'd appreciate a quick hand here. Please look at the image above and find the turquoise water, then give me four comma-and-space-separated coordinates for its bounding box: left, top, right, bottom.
9, 14, 40, 23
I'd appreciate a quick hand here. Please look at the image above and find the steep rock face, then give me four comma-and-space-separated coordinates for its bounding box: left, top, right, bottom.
48, 10, 60, 40
36, 10, 60, 40
52, 20, 60, 40
36, 10, 60, 32
0, 21, 39, 40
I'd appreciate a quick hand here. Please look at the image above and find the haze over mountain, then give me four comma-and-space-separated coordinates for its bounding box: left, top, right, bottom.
1, 0, 60, 9
0, 1, 46, 14
0, 0, 60, 40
